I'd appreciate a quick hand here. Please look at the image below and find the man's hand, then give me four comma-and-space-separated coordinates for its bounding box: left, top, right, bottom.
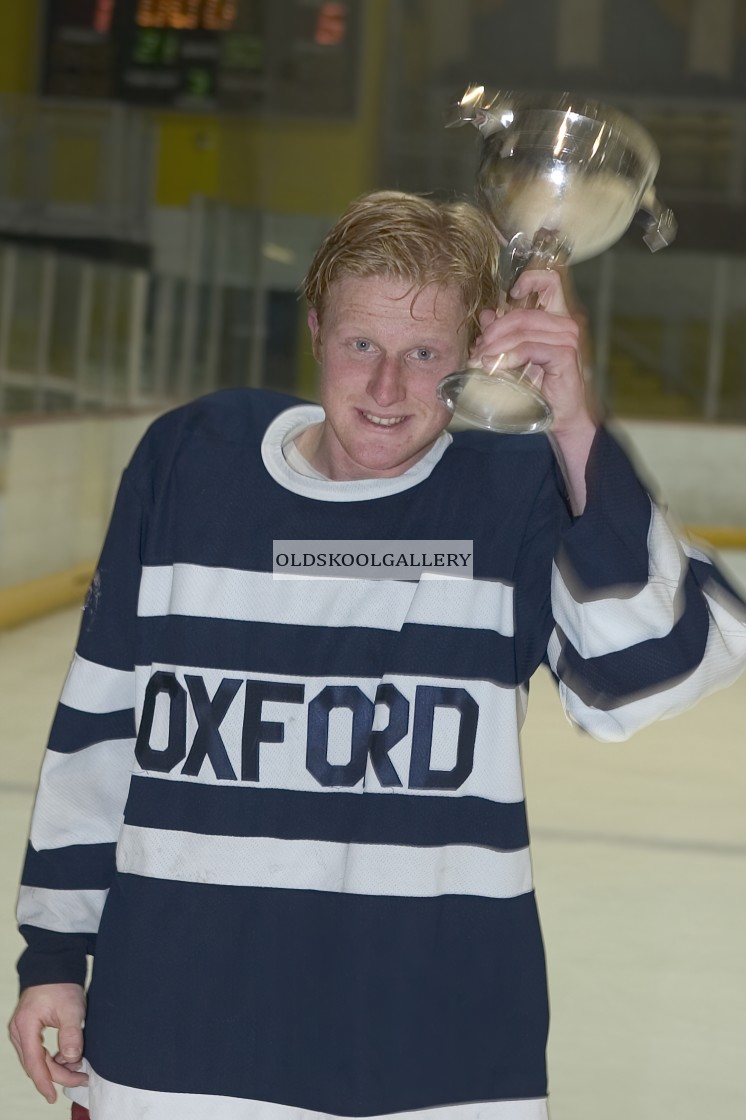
8, 983, 88, 1104
469, 268, 598, 512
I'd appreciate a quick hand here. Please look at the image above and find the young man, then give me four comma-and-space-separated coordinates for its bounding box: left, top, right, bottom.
9, 191, 746, 1120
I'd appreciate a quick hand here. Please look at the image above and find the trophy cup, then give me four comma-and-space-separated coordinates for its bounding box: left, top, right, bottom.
437, 86, 678, 433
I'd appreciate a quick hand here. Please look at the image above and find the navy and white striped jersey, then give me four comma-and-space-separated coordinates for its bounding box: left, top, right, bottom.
17, 390, 746, 1120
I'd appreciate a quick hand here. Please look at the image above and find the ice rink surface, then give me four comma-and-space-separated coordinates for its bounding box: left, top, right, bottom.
2, 553, 745, 1119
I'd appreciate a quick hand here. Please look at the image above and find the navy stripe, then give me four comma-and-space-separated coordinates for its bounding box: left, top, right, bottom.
17, 928, 93, 989
693, 555, 746, 603
555, 547, 649, 604
86, 876, 548, 1112
21, 841, 117, 891
135, 397, 555, 582
139, 615, 521, 685
560, 427, 654, 590
556, 571, 710, 709
124, 775, 530, 851
47, 704, 135, 754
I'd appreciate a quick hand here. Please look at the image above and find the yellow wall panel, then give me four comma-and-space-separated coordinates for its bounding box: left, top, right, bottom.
218, 121, 370, 213
154, 115, 223, 204
0, 2, 39, 94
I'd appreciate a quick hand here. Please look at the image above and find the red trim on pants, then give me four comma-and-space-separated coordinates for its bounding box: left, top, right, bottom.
71, 1105, 90, 1120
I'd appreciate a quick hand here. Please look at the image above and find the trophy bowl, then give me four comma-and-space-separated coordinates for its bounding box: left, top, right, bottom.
437, 86, 677, 433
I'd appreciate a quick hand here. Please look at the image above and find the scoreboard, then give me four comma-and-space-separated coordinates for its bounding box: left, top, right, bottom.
40, 0, 362, 117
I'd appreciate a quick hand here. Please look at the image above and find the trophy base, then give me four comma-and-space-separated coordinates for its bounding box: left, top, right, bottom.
437, 369, 553, 435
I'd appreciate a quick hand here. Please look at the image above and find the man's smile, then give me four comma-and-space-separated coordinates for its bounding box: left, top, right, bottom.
361, 411, 408, 427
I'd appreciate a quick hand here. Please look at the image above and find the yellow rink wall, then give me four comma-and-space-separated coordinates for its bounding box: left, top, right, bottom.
0, 411, 160, 630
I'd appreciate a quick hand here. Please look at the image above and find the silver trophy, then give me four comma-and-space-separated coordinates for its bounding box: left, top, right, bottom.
437, 86, 678, 433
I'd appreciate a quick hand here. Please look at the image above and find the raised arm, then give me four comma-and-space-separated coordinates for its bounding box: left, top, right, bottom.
477, 272, 746, 736
469, 267, 598, 513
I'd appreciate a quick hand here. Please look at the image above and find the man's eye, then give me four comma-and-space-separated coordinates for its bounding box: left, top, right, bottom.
412, 348, 434, 360
353, 340, 372, 351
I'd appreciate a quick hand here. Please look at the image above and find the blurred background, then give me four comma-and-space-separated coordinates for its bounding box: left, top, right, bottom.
0, 2, 745, 1118
0, 0, 745, 617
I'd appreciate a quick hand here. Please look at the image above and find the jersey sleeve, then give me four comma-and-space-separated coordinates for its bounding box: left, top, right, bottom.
16, 467, 144, 990
547, 427, 746, 741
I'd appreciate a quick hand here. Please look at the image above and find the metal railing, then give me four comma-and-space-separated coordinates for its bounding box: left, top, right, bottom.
0, 196, 312, 416
0, 244, 148, 414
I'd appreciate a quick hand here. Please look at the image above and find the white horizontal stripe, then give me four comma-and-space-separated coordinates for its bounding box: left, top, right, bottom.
408, 572, 514, 635
117, 827, 533, 900
60, 653, 135, 714
549, 587, 746, 741
682, 540, 715, 565
30, 738, 135, 850
137, 564, 514, 636
17, 885, 107, 934
83, 1063, 547, 1119
552, 505, 686, 658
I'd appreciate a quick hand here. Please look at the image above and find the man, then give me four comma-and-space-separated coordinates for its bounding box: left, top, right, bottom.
9, 191, 746, 1120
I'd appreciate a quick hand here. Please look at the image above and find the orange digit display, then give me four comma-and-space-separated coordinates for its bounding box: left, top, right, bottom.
136, 0, 165, 26
203, 0, 238, 31
314, 3, 347, 47
170, 1, 201, 30
137, 0, 237, 31
94, 0, 115, 33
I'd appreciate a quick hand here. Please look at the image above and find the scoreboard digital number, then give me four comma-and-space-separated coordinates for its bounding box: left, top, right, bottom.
41, 0, 360, 117
134, 2, 238, 30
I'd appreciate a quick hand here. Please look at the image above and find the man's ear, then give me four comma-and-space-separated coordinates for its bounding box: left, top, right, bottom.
307, 309, 322, 362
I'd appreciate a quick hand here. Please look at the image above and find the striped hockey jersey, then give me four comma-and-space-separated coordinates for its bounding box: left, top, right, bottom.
17, 389, 746, 1120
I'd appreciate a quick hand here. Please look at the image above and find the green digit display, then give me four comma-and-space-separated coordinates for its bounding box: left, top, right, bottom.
133, 28, 163, 65
186, 67, 213, 97
162, 31, 180, 64
222, 33, 263, 71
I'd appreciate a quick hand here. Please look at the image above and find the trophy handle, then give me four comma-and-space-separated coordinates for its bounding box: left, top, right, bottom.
445, 85, 507, 134
637, 188, 678, 252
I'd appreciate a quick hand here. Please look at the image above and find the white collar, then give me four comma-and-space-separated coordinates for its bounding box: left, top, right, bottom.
261, 404, 452, 502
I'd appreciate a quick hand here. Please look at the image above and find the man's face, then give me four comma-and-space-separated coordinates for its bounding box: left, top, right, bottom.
308, 274, 469, 480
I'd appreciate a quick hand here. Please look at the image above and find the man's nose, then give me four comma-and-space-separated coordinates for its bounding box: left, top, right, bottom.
367, 354, 407, 407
